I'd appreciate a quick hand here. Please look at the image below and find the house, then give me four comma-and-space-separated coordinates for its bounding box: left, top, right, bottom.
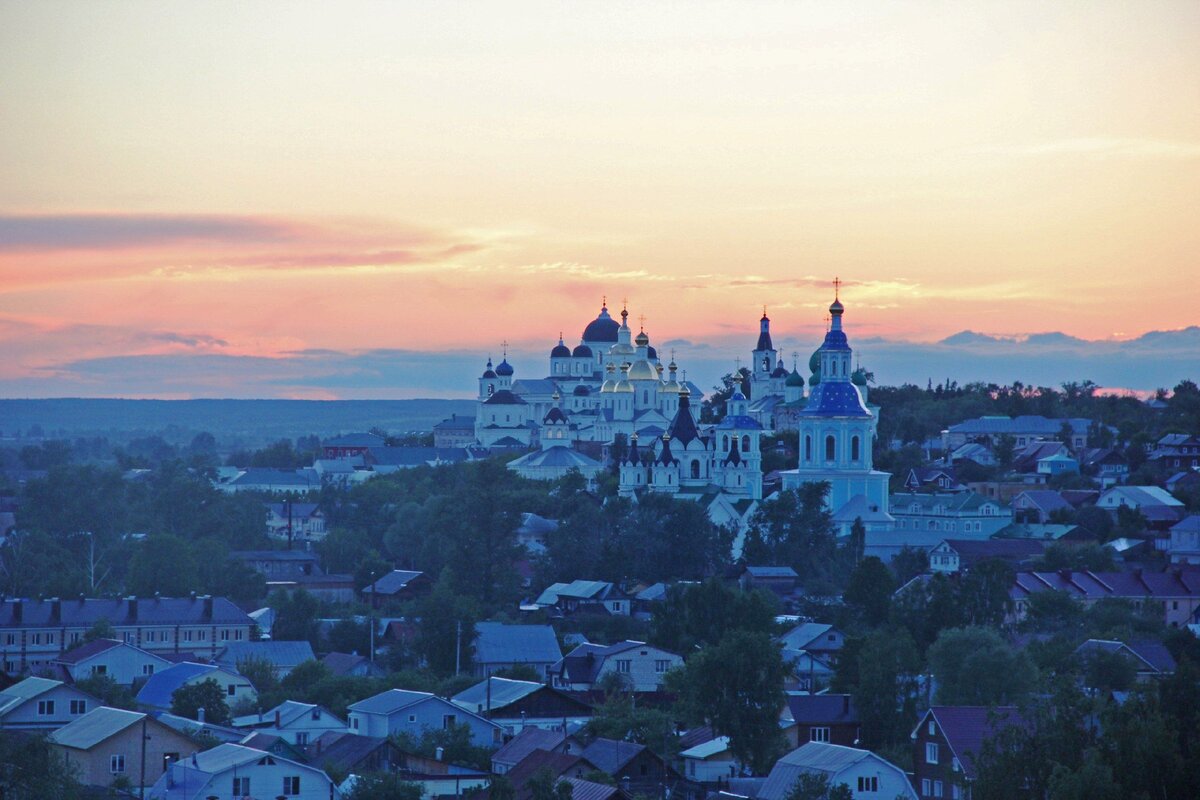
581, 737, 680, 794
434, 414, 477, 448
759, 742, 917, 800
264, 502, 327, 543
0, 676, 99, 729
786, 694, 860, 748
779, 623, 845, 665
231, 700, 346, 746
218, 467, 321, 494
366, 446, 475, 473
323, 432, 386, 459
1097, 486, 1185, 523
911, 706, 1024, 800
381, 746, 491, 798
269, 572, 359, 603
490, 727, 572, 774
737, 566, 800, 595
928, 539, 1046, 574
232, 549, 322, 580
49, 706, 199, 791
991, 523, 1094, 543
346, 689, 503, 747
473, 622, 563, 679
904, 467, 967, 493
1079, 448, 1129, 487
136, 662, 258, 713
1011, 441, 1071, 476
0, 595, 254, 674
214, 640, 315, 679
452, 676, 592, 733
507, 444, 607, 484
53, 638, 173, 686
362, 570, 433, 605
1168, 516, 1200, 564
889, 492, 1013, 538
947, 443, 996, 468
1166, 471, 1200, 495
502, 749, 606, 800
321, 651, 386, 678
680, 736, 738, 784
153, 711, 244, 743
942, 415, 1091, 451
1073, 639, 1177, 681
1009, 569, 1200, 627
239, 731, 308, 762
145, 742, 340, 800
1146, 434, 1200, 473
535, 580, 632, 617
1010, 490, 1074, 524
549, 641, 683, 693
308, 731, 403, 777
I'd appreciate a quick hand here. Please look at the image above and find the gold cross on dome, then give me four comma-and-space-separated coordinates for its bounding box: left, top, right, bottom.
501, 339, 508, 357
639, 314, 646, 331
833, 276, 842, 299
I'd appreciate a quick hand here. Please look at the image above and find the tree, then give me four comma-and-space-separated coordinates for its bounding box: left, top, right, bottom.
843, 557, 894, 627
270, 588, 321, 649
127, 534, 198, 597
650, 579, 778, 654
669, 630, 788, 774
416, 569, 478, 676
236, 655, 281, 711
927, 627, 1037, 706
957, 559, 1014, 627
0, 729, 85, 799
73, 673, 136, 710
344, 772, 424, 800
784, 774, 853, 800
170, 678, 232, 725
849, 628, 920, 750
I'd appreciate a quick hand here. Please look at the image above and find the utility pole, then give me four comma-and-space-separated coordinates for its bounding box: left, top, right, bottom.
368, 571, 376, 664
455, 620, 462, 676
139, 716, 148, 800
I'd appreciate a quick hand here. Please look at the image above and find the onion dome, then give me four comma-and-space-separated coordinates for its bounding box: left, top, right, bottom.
600, 363, 617, 393
551, 334, 571, 358
801, 380, 870, 417
481, 358, 497, 379
730, 388, 746, 402
544, 406, 569, 424
808, 349, 821, 375
822, 297, 850, 351
582, 302, 620, 343
572, 343, 593, 358
647, 345, 658, 360
627, 359, 658, 381
851, 367, 868, 387
614, 363, 634, 393
756, 311, 774, 352
771, 358, 789, 378
809, 370, 821, 387
635, 329, 649, 347
495, 358, 514, 377
572, 384, 590, 396
786, 368, 805, 388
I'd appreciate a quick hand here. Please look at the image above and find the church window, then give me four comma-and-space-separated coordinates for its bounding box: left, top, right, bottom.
763, 357, 769, 370
742, 435, 750, 451
825, 435, 836, 461
738, 474, 742, 486
723, 435, 729, 450
488, 384, 494, 395
851, 436, 860, 461
691, 461, 700, 479
805, 435, 812, 462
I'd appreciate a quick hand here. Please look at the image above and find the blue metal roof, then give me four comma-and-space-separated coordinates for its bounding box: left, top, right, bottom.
136, 662, 220, 709
799, 382, 870, 418
474, 622, 562, 665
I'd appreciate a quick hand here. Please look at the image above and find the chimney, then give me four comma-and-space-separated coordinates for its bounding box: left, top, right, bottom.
12, 599, 21, 624
435, 746, 445, 761
275, 709, 281, 727
197, 706, 206, 724
203, 595, 214, 620
127, 596, 138, 622
49, 597, 61, 624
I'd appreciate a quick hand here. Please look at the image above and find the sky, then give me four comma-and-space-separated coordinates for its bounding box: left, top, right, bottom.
1, 1, 1198, 398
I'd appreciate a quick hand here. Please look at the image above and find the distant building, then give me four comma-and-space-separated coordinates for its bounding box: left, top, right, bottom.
889, 492, 1013, 538
136, 661, 257, 712
451, 676, 592, 733
928, 539, 1046, 574
322, 432, 386, 459
473, 622, 563, 679
0, 677, 99, 730
549, 641, 682, 693
264, 502, 327, 543
347, 689, 502, 747
433, 414, 477, 448
52, 638, 172, 686
49, 706, 198, 791
786, 694, 860, 749
1009, 569, 1200, 626
942, 415, 1091, 451
911, 706, 1024, 800
214, 641, 315, 679
759, 742, 916, 800
147, 742, 339, 800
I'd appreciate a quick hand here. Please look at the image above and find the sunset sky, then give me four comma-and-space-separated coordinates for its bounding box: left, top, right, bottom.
2, 1, 1198, 398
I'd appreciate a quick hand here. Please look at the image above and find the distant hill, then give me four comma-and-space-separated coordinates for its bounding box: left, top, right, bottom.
0, 398, 475, 443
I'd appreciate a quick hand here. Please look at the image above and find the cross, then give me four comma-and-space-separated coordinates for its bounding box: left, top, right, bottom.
622, 297, 628, 312
602, 295, 607, 308
824, 314, 831, 331
833, 276, 842, 299
735, 356, 741, 371
501, 339, 508, 358
793, 351, 799, 369
639, 314, 646, 331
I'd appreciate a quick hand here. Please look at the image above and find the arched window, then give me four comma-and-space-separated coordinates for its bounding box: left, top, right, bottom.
805, 435, 812, 462
742, 435, 750, 451
825, 435, 836, 461
691, 461, 700, 479
643, 390, 648, 404
723, 435, 729, 450
851, 435, 860, 461
487, 384, 495, 395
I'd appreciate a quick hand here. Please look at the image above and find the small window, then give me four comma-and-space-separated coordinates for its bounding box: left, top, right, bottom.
857, 776, 878, 792
616, 659, 631, 673
228, 684, 237, 696
851, 435, 860, 461
825, 435, 835, 461
810, 727, 830, 743
70, 699, 87, 715
408, 714, 417, 723
741, 435, 750, 451
311, 708, 321, 721
351, 717, 360, 730
926, 742, 939, 764
934, 780, 944, 798
804, 435, 812, 461
442, 714, 457, 729
37, 700, 55, 716
233, 776, 250, 796
110, 754, 126, 774
142, 664, 155, 675
282, 775, 301, 795
655, 660, 671, 673
295, 732, 309, 745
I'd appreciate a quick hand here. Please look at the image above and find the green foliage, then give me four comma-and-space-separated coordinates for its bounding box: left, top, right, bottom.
744, 483, 839, 589
783, 773, 852, 800
391, 722, 492, 771
491, 664, 542, 682
842, 628, 920, 750
128, 533, 199, 596
649, 579, 778, 654
843, 556, 894, 626
73, 673, 136, 710
326, 618, 372, 656
236, 655, 281, 711
269, 588, 322, 649
927, 626, 1037, 706
0, 730, 85, 799
344, 771, 425, 800
1035, 543, 1114, 572
669, 630, 788, 774
170, 678, 232, 725
416, 569, 478, 676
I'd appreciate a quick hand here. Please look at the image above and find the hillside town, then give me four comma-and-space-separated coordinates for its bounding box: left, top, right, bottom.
0, 288, 1198, 800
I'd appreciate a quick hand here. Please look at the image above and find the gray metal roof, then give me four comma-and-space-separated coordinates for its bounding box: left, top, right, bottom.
758, 743, 877, 800
215, 640, 314, 668
347, 688, 434, 715
474, 622, 562, 665
48, 706, 144, 750
452, 676, 542, 712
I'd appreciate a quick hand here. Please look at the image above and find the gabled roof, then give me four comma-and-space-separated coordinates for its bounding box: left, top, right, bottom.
364, 569, 427, 595
474, 622, 562, 665
136, 662, 231, 709
759, 743, 892, 800
48, 706, 145, 750
0, 596, 253, 628
321, 651, 374, 676
232, 700, 341, 729
52, 638, 127, 664
680, 736, 732, 760
581, 737, 648, 774
778, 623, 837, 651
0, 677, 78, 716
913, 706, 1024, 780
453, 677, 542, 712
1013, 490, 1073, 514
348, 688, 438, 715
215, 641, 315, 668
1173, 515, 1200, 533
508, 447, 603, 469
1099, 485, 1185, 508
310, 731, 394, 774
491, 727, 568, 766
1074, 639, 1176, 674
325, 432, 386, 447
786, 694, 857, 725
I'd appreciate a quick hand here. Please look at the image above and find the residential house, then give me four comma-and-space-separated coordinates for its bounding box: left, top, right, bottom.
452, 676, 592, 734
366, 445, 476, 473
346, 689, 503, 747
1011, 490, 1074, 524
549, 641, 683, 693
0, 595, 254, 674
737, 566, 800, 595
53, 638, 173, 686
322, 432, 385, 459
269, 572, 359, 603
385, 746, 491, 798
582, 737, 680, 795
233, 549, 321, 580
490, 727, 572, 774
264, 502, 327, 543
1078, 448, 1129, 487
434, 414, 477, 448
779, 623, 845, 665
502, 749, 606, 800
473, 622, 563, 679
231, 700, 346, 746
911, 706, 1025, 800
1168, 516, 1200, 564
145, 742, 340, 800
362, 570, 433, 606
239, 731, 307, 762
0, 676, 99, 729
49, 706, 199, 792
321, 651, 386, 678
1009, 569, 1200, 626
1146, 434, 1200, 473
535, 580, 632, 617
947, 443, 996, 468
904, 467, 967, 493
786, 694, 860, 748
758, 742, 917, 800
1097, 486, 1185, 523
1073, 639, 1177, 681
928, 539, 1046, 574
942, 415, 1090, 451
889, 492, 1013, 538
153, 711, 244, 743
680, 736, 738, 784
308, 731, 402, 777
516, 512, 559, 555
218, 467, 321, 494
136, 662, 258, 713
214, 640, 315, 679
992, 523, 1094, 543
